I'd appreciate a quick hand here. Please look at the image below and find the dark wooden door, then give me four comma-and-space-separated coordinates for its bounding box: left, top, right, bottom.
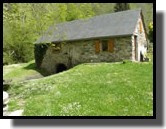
134, 36, 138, 61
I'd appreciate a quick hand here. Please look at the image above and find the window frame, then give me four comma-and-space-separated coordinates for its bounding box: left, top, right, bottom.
94, 38, 114, 53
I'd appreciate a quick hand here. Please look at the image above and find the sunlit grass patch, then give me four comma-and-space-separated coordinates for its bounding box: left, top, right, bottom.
7, 61, 153, 116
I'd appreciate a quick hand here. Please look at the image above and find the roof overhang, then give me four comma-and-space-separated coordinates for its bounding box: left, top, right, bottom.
34, 34, 132, 44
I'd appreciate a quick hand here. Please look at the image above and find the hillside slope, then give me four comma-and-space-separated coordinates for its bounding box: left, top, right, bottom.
7, 62, 153, 116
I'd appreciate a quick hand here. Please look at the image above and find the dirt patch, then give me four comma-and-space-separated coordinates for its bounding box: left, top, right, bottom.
24, 74, 44, 80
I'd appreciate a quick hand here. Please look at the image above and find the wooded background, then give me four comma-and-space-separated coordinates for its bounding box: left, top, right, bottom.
3, 3, 153, 64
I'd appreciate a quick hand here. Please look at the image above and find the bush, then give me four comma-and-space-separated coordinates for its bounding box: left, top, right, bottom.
3, 52, 14, 65
148, 22, 153, 43
3, 42, 34, 64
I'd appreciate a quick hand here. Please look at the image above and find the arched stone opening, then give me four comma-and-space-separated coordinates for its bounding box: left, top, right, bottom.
56, 63, 67, 73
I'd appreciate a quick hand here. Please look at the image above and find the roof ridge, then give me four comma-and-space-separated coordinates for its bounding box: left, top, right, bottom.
35, 8, 142, 43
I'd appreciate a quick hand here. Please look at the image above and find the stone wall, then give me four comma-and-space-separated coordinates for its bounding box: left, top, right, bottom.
41, 36, 132, 74
132, 15, 147, 61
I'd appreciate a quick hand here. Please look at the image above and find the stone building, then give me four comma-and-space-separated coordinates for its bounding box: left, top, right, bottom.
34, 9, 148, 74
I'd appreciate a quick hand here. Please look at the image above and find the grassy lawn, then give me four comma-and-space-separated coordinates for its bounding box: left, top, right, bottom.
5, 61, 153, 116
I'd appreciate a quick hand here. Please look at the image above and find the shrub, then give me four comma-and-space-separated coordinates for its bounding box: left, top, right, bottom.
148, 22, 153, 43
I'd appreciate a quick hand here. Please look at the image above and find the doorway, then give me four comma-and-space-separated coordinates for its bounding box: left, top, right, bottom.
134, 36, 138, 61
140, 51, 144, 62
56, 63, 67, 73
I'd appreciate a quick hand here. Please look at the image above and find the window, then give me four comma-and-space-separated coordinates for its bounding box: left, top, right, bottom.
101, 40, 108, 51
94, 39, 114, 53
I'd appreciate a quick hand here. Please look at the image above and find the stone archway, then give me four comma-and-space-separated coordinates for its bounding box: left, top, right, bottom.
56, 63, 67, 73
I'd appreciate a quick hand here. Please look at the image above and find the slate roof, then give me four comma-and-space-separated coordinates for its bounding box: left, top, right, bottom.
35, 9, 142, 44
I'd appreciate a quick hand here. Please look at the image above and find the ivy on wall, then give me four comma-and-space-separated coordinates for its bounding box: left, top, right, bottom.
34, 44, 48, 68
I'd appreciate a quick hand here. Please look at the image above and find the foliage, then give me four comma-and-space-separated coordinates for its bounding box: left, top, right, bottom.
148, 22, 153, 43
7, 62, 153, 116
114, 3, 130, 12
3, 4, 36, 64
3, 3, 95, 64
59, 3, 95, 21
91, 3, 115, 15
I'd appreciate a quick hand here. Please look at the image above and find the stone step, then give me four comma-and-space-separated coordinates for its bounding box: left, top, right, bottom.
3, 91, 9, 104
3, 105, 8, 111
9, 110, 24, 116
3, 111, 10, 116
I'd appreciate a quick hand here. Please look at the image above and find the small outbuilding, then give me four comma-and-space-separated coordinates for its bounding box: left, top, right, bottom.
34, 9, 148, 74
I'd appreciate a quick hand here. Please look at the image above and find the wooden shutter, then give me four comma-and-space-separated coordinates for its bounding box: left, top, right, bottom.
108, 39, 114, 53
139, 21, 142, 33
95, 40, 100, 53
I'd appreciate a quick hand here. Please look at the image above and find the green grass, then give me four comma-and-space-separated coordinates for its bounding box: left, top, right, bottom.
6, 61, 153, 116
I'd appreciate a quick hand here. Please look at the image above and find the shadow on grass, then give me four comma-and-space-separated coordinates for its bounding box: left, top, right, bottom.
23, 62, 49, 77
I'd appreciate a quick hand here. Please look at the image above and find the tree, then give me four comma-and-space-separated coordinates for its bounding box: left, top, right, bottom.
3, 3, 95, 64
114, 3, 130, 12
3, 3, 35, 64
3, 3, 53, 64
